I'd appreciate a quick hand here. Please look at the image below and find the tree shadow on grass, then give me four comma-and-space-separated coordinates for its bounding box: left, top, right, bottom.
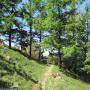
0, 55, 38, 84
59, 68, 90, 84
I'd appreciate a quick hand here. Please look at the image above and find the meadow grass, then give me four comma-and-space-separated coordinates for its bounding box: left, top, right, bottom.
46, 65, 90, 90
0, 47, 47, 90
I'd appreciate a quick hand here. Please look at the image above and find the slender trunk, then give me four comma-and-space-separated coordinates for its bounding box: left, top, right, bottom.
86, 20, 89, 42
58, 50, 62, 68
39, 31, 42, 61
8, 6, 13, 49
20, 30, 23, 52
57, 4, 62, 68
9, 28, 11, 49
29, 22, 32, 58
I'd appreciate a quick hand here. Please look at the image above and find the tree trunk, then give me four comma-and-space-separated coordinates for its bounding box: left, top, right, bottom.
29, 22, 32, 58
9, 28, 11, 49
58, 50, 62, 68
39, 31, 42, 61
86, 20, 89, 42
20, 30, 23, 52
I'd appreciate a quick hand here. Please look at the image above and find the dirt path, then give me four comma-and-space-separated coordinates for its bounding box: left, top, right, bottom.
32, 65, 53, 90
41, 65, 53, 90
32, 83, 38, 90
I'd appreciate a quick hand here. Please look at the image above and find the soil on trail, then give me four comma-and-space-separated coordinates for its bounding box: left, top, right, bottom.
32, 83, 38, 90
32, 65, 53, 90
41, 65, 53, 90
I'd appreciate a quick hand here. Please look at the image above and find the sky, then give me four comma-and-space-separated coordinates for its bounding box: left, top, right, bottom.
79, 0, 90, 13
22, 0, 28, 3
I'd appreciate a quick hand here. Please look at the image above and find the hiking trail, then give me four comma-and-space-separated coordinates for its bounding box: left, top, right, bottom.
32, 65, 53, 90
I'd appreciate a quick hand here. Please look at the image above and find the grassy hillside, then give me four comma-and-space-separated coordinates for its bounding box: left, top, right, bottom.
1, 46, 90, 90
0, 47, 47, 90
46, 66, 90, 90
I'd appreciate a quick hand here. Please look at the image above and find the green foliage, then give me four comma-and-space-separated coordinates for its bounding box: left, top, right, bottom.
0, 0, 21, 31
62, 45, 85, 72
62, 45, 76, 57
41, 35, 53, 49
83, 49, 90, 74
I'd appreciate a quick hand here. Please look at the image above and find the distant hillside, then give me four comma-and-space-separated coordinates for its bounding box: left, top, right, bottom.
0, 46, 47, 89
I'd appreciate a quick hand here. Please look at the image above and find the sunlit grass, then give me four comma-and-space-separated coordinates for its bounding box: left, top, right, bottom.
46, 65, 90, 90
0, 47, 47, 89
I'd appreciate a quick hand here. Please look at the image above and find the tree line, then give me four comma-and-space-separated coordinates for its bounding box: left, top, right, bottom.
0, 0, 90, 75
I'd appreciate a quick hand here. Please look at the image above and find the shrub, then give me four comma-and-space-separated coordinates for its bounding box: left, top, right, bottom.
83, 49, 90, 74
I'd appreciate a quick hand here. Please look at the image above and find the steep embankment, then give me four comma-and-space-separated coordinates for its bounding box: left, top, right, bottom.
0, 47, 47, 90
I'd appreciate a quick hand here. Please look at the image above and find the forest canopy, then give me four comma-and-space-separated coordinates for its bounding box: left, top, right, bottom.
0, 0, 90, 83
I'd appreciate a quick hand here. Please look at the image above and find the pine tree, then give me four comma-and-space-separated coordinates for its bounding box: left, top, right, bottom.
33, 0, 46, 60
23, 0, 35, 57
82, 3, 90, 74
0, 0, 22, 48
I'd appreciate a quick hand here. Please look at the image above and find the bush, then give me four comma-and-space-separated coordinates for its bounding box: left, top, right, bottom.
62, 46, 85, 72
83, 49, 90, 74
